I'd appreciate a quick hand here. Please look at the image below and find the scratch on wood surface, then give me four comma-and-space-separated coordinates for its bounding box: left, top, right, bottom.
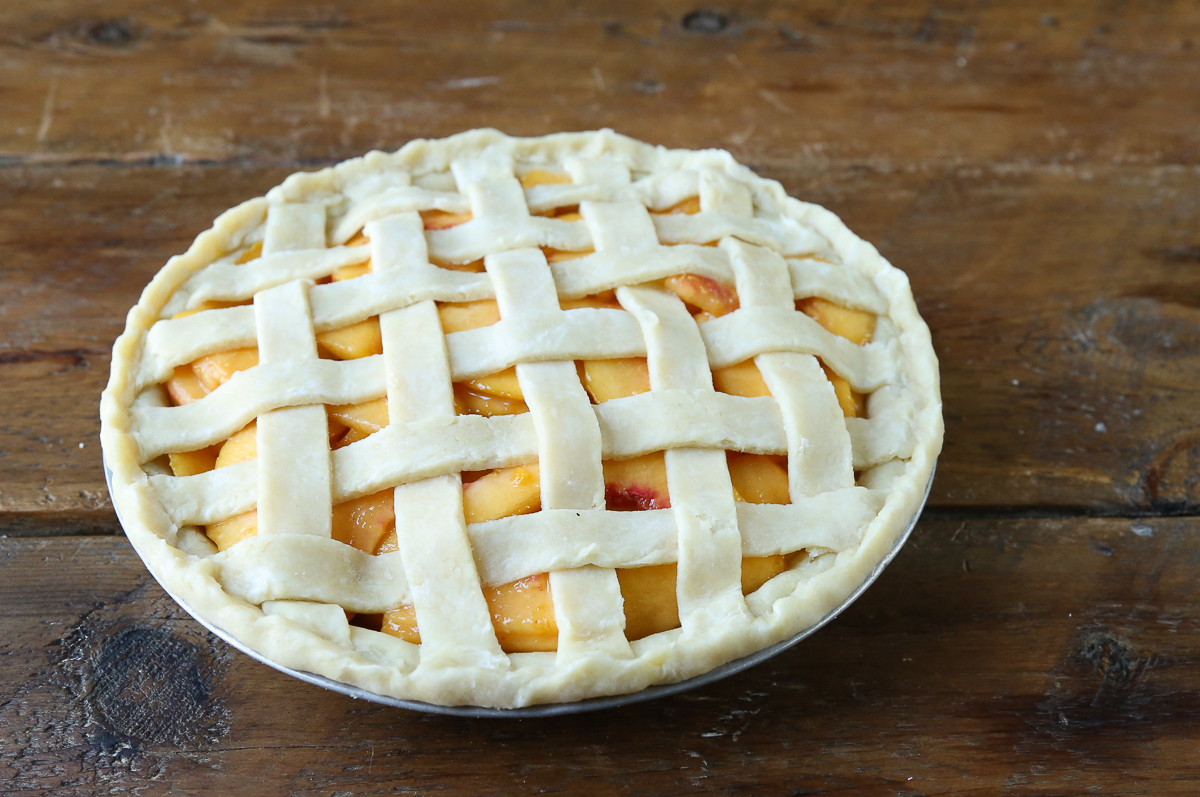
36, 78, 57, 144
592, 65, 606, 92
318, 67, 330, 118
444, 76, 500, 90
759, 89, 795, 115
159, 111, 173, 155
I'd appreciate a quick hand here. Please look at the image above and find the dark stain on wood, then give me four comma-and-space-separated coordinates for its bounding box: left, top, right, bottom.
56, 585, 231, 757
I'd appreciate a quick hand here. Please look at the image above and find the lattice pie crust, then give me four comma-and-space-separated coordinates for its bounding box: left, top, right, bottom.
100, 130, 942, 708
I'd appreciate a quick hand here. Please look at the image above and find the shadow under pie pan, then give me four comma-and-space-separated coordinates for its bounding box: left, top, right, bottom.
104, 461, 934, 718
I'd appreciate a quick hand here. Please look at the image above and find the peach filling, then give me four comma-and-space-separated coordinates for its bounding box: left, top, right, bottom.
159, 214, 877, 651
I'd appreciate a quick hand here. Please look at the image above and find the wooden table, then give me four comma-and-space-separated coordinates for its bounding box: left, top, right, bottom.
3, 2, 1198, 794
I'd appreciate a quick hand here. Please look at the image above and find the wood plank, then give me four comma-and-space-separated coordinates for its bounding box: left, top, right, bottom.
1, 2, 1198, 168
2, 161, 1197, 521
3, 518, 1199, 794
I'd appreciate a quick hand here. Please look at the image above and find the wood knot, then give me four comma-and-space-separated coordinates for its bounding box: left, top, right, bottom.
1079, 632, 1145, 687
682, 10, 730, 34
85, 18, 135, 46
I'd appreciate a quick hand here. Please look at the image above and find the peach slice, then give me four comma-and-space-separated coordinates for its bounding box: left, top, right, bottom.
712, 359, 771, 398
316, 318, 382, 360
165, 364, 210, 406
438, 299, 500, 333
214, 421, 257, 468
484, 574, 558, 652
798, 297, 875, 345
234, 241, 263, 264
380, 605, 420, 644
727, 452, 789, 505
542, 247, 593, 263
617, 555, 787, 641
454, 386, 529, 417
463, 463, 541, 524
168, 445, 221, 477
203, 422, 259, 550
381, 574, 559, 653
664, 274, 739, 317
520, 169, 571, 188
797, 297, 876, 418
435, 258, 486, 273
462, 366, 523, 401
655, 196, 701, 215
331, 262, 371, 282
603, 453, 670, 511
332, 489, 396, 555
615, 564, 679, 641
192, 347, 259, 392
822, 363, 863, 419
207, 510, 258, 552
327, 398, 388, 445
579, 358, 651, 403
560, 290, 619, 310
421, 209, 472, 230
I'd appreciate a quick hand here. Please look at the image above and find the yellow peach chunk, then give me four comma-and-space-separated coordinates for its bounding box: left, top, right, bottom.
712, 359, 771, 398
463, 367, 523, 401
165, 365, 209, 406
421, 209, 472, 230
579, 358, 651, 403
168, 445, 221, 477
798, 297, 875, 346
438, 299, 500, 333
520, 169, 571, 187
454, 385, 528, 417
345, 231, 370, 247
332, 490, 396, 555
192, 347, 259, 392
215, 422, 257, 468
727, 452, 790, 505
463, 463, 541, 524
206, 510, 258, 552
316, 318, 382, 360
603, 453, 670, 511
664, 274, 739, 317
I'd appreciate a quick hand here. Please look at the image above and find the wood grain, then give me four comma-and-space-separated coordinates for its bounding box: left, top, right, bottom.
3, 517, 1199, 795
1, 2, 1198, 169
4, 0, 1200, 791
2, 160, 1197, 521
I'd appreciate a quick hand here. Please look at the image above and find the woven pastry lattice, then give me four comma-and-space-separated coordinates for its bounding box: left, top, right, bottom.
115, 132, 931, 701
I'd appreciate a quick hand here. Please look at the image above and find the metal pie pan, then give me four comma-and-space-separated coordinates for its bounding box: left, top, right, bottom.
105, 461, 934, 718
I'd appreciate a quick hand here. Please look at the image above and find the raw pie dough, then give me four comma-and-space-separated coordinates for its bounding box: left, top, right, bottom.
100, 129, 943, 708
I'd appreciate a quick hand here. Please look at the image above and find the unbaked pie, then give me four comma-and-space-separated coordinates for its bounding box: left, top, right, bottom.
100, 130, 942, 708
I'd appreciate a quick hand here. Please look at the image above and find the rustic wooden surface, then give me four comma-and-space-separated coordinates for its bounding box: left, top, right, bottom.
2, 1, 1198, 794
